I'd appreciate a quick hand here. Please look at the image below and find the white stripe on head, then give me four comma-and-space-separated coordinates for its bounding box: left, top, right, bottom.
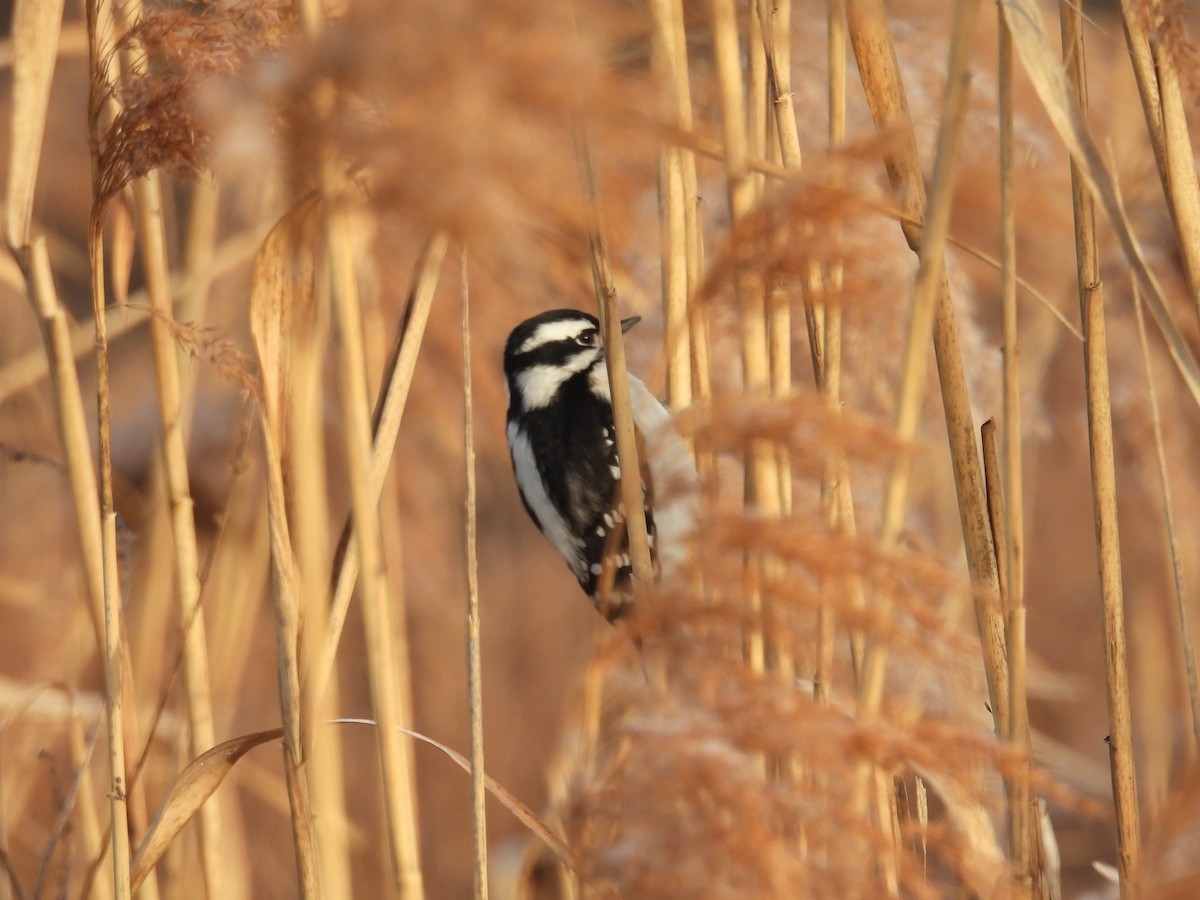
517, 317, 595, 354
516, 349, 599, 409
507, 422, 584, 576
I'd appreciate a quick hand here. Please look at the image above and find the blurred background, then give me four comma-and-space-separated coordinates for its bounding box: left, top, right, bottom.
3, 0, 1200, 897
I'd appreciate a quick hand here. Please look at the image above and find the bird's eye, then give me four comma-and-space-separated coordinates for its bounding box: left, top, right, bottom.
576, 330, 597, 347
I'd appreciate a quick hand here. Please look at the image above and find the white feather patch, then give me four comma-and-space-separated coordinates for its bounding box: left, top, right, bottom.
517, 318, 594, 354
508, 422, 583, 577
588, 363, 611, 400
627, 374, 698, 576
515, 350, 598, 410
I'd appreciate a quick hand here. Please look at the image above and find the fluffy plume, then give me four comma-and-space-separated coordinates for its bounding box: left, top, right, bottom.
94, 1, 294, 210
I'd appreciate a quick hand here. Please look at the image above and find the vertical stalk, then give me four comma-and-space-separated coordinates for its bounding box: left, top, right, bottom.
1060, 3, 1141, 890
90, 214, 133, 900
711, 0, 776, 677
843, 14, 1012, 885
309, 234, 447, 716
998, 12, 1036, 891
461, 251, 489, 900
85, 1, 132, 892
647, 0, 692, 410
261, 417, 323, 900
326, 200, 425, 898
133, 168, 223, 900
746, 0, 768, 199
27, 235, 130, 900
1115, 0, 1200, 325
661, 0, 707, 412
576, 129, 656, 591
68, 713, 113, 900
1131, 285, 1200, 748
282, 211, 351, 900
825, 0, 863, 688
847, 0, 1006, 737
251, 204, 324, 898
756, 0, 798, 693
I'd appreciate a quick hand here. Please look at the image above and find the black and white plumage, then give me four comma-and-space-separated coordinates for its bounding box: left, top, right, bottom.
503, 309, 696, 621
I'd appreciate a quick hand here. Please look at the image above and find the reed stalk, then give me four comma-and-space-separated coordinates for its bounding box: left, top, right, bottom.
309, 232, 448, 714
647, 0, 692, 410
824, 0, 863, 688
1059, 3, 1141, 890
575, 128, 656, 592
710, 0, 776, 682
1131, 283, 1200, 749
325, 197, 424, 898
24, 239, 131, 900
841, 5, 1021, 885
284, 212, 350, 900
999, 0, 1200, 408
461, 251, 489, 900
132, 167, 224, 900
846, 0, 1007, 745
756, 0, 798, 692
69, 711, 112, 900
250, 202, 324, 897
1115, 0, 1200, 324
657, 0, 706, 410
998, 12, 1036, 891
82, 0, 138, 892
746, 2, 768, 201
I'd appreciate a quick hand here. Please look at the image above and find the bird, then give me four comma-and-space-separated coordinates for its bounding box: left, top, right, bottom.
503, 309, 697, 622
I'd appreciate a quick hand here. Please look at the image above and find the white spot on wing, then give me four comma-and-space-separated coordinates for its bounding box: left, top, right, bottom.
508, 423, 583, 576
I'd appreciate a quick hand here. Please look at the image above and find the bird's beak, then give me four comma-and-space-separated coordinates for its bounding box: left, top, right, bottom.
620, 315, 641, 333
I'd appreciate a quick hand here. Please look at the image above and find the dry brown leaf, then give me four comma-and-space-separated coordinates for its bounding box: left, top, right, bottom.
1000, 0, 1200, 407
109, 195, 135, 308
130, 729, 282, 892
249, 195, 320, 448
5, 0, 67, 250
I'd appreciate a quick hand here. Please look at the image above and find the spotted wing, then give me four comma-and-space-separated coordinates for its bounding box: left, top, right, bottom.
578, 424, 658, 622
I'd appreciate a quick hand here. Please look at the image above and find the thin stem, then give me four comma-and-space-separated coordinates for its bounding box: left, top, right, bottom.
711, 0, 775, 678
825, 0, 863, 689
998, 12, 1036, 891
1132, 283, 1200, 748
85, 0, 132, 892
575, 128, 656, 591
1115, 0, 1200, 325
1060, 3, 1141, 890
847, 0, 1006, 754
309, 232, 448, 715
326, 198, 424, 898
648, 0, 692, 409
461, 250, 489, 900
133, 168, 223, 900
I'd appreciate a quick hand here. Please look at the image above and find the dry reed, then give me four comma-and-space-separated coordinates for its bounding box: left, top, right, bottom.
6, 0, 1200, 898
1059, 3, 1141, 889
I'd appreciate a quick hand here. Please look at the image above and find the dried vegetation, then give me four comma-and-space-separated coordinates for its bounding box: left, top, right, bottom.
3, 0, 1200, 898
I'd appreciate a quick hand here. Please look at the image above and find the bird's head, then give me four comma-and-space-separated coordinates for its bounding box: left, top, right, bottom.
503, 309, 640, 412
